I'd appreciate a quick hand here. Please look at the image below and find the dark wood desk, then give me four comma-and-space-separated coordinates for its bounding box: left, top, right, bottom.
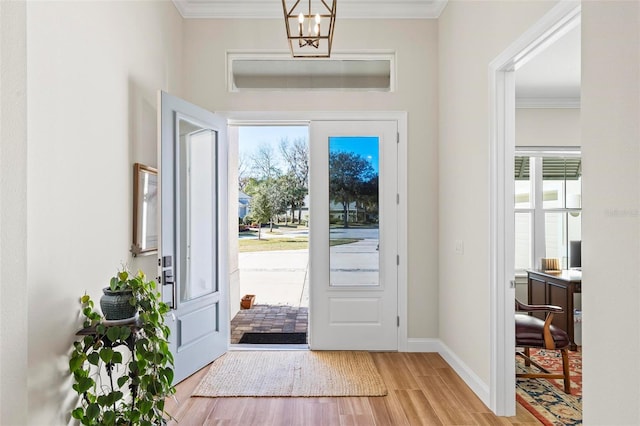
526, 269, 581, 351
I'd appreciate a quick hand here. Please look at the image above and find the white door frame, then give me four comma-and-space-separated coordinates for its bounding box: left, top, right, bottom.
488, 1, 581, 415
225, 111, 409, 351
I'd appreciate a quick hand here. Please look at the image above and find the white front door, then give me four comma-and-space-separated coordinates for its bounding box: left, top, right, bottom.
159, 91, 229, 383
309, 120, 398, 350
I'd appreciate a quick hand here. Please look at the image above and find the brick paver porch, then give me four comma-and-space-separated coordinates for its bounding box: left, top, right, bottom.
230, 304, 308, 344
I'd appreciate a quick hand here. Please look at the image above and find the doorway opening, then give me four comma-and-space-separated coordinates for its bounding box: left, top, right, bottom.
230, 124, 310, 347
224, 112, 408, 353
488, 0, 581, 416
512, 14, 583, 423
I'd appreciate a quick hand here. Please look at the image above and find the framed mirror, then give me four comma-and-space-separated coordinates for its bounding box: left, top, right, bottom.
131, 163, 158, 256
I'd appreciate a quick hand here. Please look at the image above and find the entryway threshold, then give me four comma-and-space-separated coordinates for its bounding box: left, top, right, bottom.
230, 344, 309, 351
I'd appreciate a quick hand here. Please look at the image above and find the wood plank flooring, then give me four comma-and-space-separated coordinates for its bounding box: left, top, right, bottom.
165, 352, 539, 425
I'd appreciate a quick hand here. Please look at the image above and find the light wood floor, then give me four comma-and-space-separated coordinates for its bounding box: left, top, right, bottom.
165, 352, 539, 425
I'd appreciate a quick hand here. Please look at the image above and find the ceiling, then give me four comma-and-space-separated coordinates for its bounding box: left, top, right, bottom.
515, 25, 581, 107
172, 0, 449, 19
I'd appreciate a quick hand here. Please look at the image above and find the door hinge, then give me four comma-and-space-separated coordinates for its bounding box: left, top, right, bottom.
397, 132, 400, 144
397, 316, 400, 327
397, 255, 400, 265
397, 193, 400, 204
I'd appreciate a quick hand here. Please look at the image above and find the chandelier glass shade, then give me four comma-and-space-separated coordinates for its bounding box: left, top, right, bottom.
282, 0, 337, 58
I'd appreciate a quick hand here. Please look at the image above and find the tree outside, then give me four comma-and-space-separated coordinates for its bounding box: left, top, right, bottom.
329, 149, 378, 228
247, 178, 287, 239
280, 139, 309, 224
240, 130, 309, 238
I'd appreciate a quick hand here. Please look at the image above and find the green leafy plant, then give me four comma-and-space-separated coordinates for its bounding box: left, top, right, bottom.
108, 269, 139, 292
69, 269, 175, 425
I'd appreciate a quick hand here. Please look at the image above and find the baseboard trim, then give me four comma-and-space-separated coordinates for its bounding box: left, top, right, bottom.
437, 341, 491, 408
405, 338, 491, 408
406, 338, 443, 352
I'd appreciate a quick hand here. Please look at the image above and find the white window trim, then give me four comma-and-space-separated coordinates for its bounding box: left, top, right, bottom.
226, 51, 397, 93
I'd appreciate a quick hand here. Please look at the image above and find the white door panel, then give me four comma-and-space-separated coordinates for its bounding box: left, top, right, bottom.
159, 91, 228, 383
328, 297, 382, 324
309, 120, 398, 350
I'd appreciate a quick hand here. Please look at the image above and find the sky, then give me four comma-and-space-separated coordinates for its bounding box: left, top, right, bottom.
238, 126, 308, 168
329, 136, 379, 173
238, 126, 379, 174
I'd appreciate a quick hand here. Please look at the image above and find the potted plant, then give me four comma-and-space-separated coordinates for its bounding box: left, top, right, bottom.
69, 268, 175, 425
100, 270, 139, 321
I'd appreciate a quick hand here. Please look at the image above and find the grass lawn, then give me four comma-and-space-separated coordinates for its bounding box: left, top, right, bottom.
239, 236, 361, 253
239, 237, 308, 252
273, 224, 308, 230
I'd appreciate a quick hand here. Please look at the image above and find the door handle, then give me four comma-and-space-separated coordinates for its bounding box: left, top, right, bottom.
161, 255, 176, 308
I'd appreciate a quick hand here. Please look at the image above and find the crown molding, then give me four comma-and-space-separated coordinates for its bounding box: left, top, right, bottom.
516, 96, 581, 108
172, 0, 448, 19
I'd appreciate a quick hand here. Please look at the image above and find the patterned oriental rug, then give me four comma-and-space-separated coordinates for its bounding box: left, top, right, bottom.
516, 348, 582, 425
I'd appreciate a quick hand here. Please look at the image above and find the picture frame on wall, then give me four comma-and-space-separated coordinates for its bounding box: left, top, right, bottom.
131, 163, 158, 257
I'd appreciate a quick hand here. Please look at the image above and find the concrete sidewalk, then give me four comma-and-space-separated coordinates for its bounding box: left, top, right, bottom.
239, 249, 309, 307
238, 232, 380, 304
329, 238, 379, 286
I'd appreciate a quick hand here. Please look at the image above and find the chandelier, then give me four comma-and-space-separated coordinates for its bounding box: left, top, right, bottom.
282, 0, 337, 58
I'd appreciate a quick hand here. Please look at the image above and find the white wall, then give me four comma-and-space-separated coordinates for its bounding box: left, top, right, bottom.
581, 1, 640, 424
0, 1, 28, 424
23, 1, 183, 423
438, 0, 557, 386
181, 18, 440, 339
516, 108, 581, 147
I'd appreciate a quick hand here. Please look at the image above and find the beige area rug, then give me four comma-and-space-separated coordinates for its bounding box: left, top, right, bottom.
192, 350, 387, 397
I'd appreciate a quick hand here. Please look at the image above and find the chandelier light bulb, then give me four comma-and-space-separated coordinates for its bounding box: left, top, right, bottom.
282, 0, 336, 57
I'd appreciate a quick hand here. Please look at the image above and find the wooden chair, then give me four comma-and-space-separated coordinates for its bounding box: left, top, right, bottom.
515, 299, 572, 394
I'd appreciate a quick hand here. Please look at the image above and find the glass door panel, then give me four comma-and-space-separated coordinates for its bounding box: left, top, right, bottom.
329, 136, 379, 287
178, 118, 218, 303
